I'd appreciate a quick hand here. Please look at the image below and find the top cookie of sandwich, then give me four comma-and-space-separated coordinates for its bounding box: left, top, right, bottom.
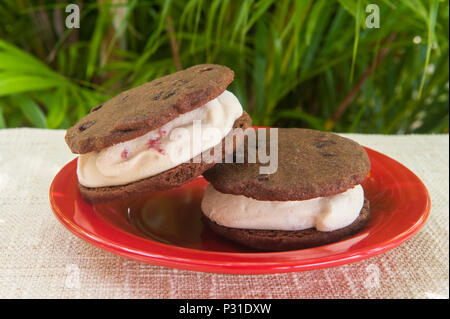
65, 64, 234, 154
203, 128, 371, 201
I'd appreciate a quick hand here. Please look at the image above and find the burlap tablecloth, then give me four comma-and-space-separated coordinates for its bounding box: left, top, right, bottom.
0, 128, 448, 299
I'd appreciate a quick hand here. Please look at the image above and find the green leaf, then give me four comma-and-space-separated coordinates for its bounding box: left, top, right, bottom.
13, 94, 46, 128
398, 0, 428, 22
0, 104, 6, 128
418, 0, 439, 99
253, 19, 267, 117
86, 1, 111, 80
275, 110, 325, 130
349, 0, 362, 83
104, 0, 139, 61
305, 0, 328, 46
245, 0, 275, 33
0, 40, 60, 77
302, 0, 333, 71
46, 88, 68, 129
0, 75, 59, 97
231, 0, 251, 44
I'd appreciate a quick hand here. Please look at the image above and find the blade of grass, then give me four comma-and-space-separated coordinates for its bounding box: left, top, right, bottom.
302, 0, 333, 72
348, 99, 367, 132
13, 94, 46, 128
418, 0, 439, 99
0, 40, 61, 77
253, 19, 267, 118
46, 87, 68, 129
398, 0, 428, 22
275, 110, 325, 130
230, 0, 252, 44
204, 0, 222, 60
280, 0, 312, 73
86, 1, 110, 80
0, 104, 6, 128
430, 113, 449, 133
304, 0, 328, 46
132, 1, 171, 78
245, 0, 275, 33
327, 33, 397, 130
104, 0, 138, 62
384, 50, 449, 133
211, 0, 231, 60
349, 0, 362, 83
0, 75, 59, 96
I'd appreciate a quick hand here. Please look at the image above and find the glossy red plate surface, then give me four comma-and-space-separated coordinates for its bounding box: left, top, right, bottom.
49, 147, 430, 274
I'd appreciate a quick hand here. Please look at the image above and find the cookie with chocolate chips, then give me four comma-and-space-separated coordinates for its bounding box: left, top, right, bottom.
66, 64, 235, 154
203, 128, 370, 201
201, 128, 371, 251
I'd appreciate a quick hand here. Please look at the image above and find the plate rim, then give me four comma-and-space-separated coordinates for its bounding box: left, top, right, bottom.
49, 146, 431, 274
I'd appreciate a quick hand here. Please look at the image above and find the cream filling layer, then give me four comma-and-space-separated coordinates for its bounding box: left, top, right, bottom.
77, 90, 243, 188
201, 184, 365, 232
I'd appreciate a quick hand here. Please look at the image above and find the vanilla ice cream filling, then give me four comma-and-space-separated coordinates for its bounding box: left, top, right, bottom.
201, 184, 365, 232
77, 90, 243, 188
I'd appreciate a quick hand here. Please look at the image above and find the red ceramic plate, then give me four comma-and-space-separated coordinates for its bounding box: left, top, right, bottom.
49, 147, 430, 274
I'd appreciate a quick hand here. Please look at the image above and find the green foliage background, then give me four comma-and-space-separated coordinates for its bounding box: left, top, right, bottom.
0, 0, 448, 133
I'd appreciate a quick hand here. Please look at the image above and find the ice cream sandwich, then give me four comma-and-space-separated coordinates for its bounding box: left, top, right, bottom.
201, 128, 371, 251
65, 64, 251, 203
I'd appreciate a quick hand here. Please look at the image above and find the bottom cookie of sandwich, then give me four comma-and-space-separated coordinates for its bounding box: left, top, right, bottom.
202, 199, 370, 251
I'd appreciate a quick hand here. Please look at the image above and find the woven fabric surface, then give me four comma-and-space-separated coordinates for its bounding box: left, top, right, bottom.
0, 128, 448, 299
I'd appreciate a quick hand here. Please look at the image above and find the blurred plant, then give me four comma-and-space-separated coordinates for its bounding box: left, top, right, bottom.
0, 0, 448, 133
